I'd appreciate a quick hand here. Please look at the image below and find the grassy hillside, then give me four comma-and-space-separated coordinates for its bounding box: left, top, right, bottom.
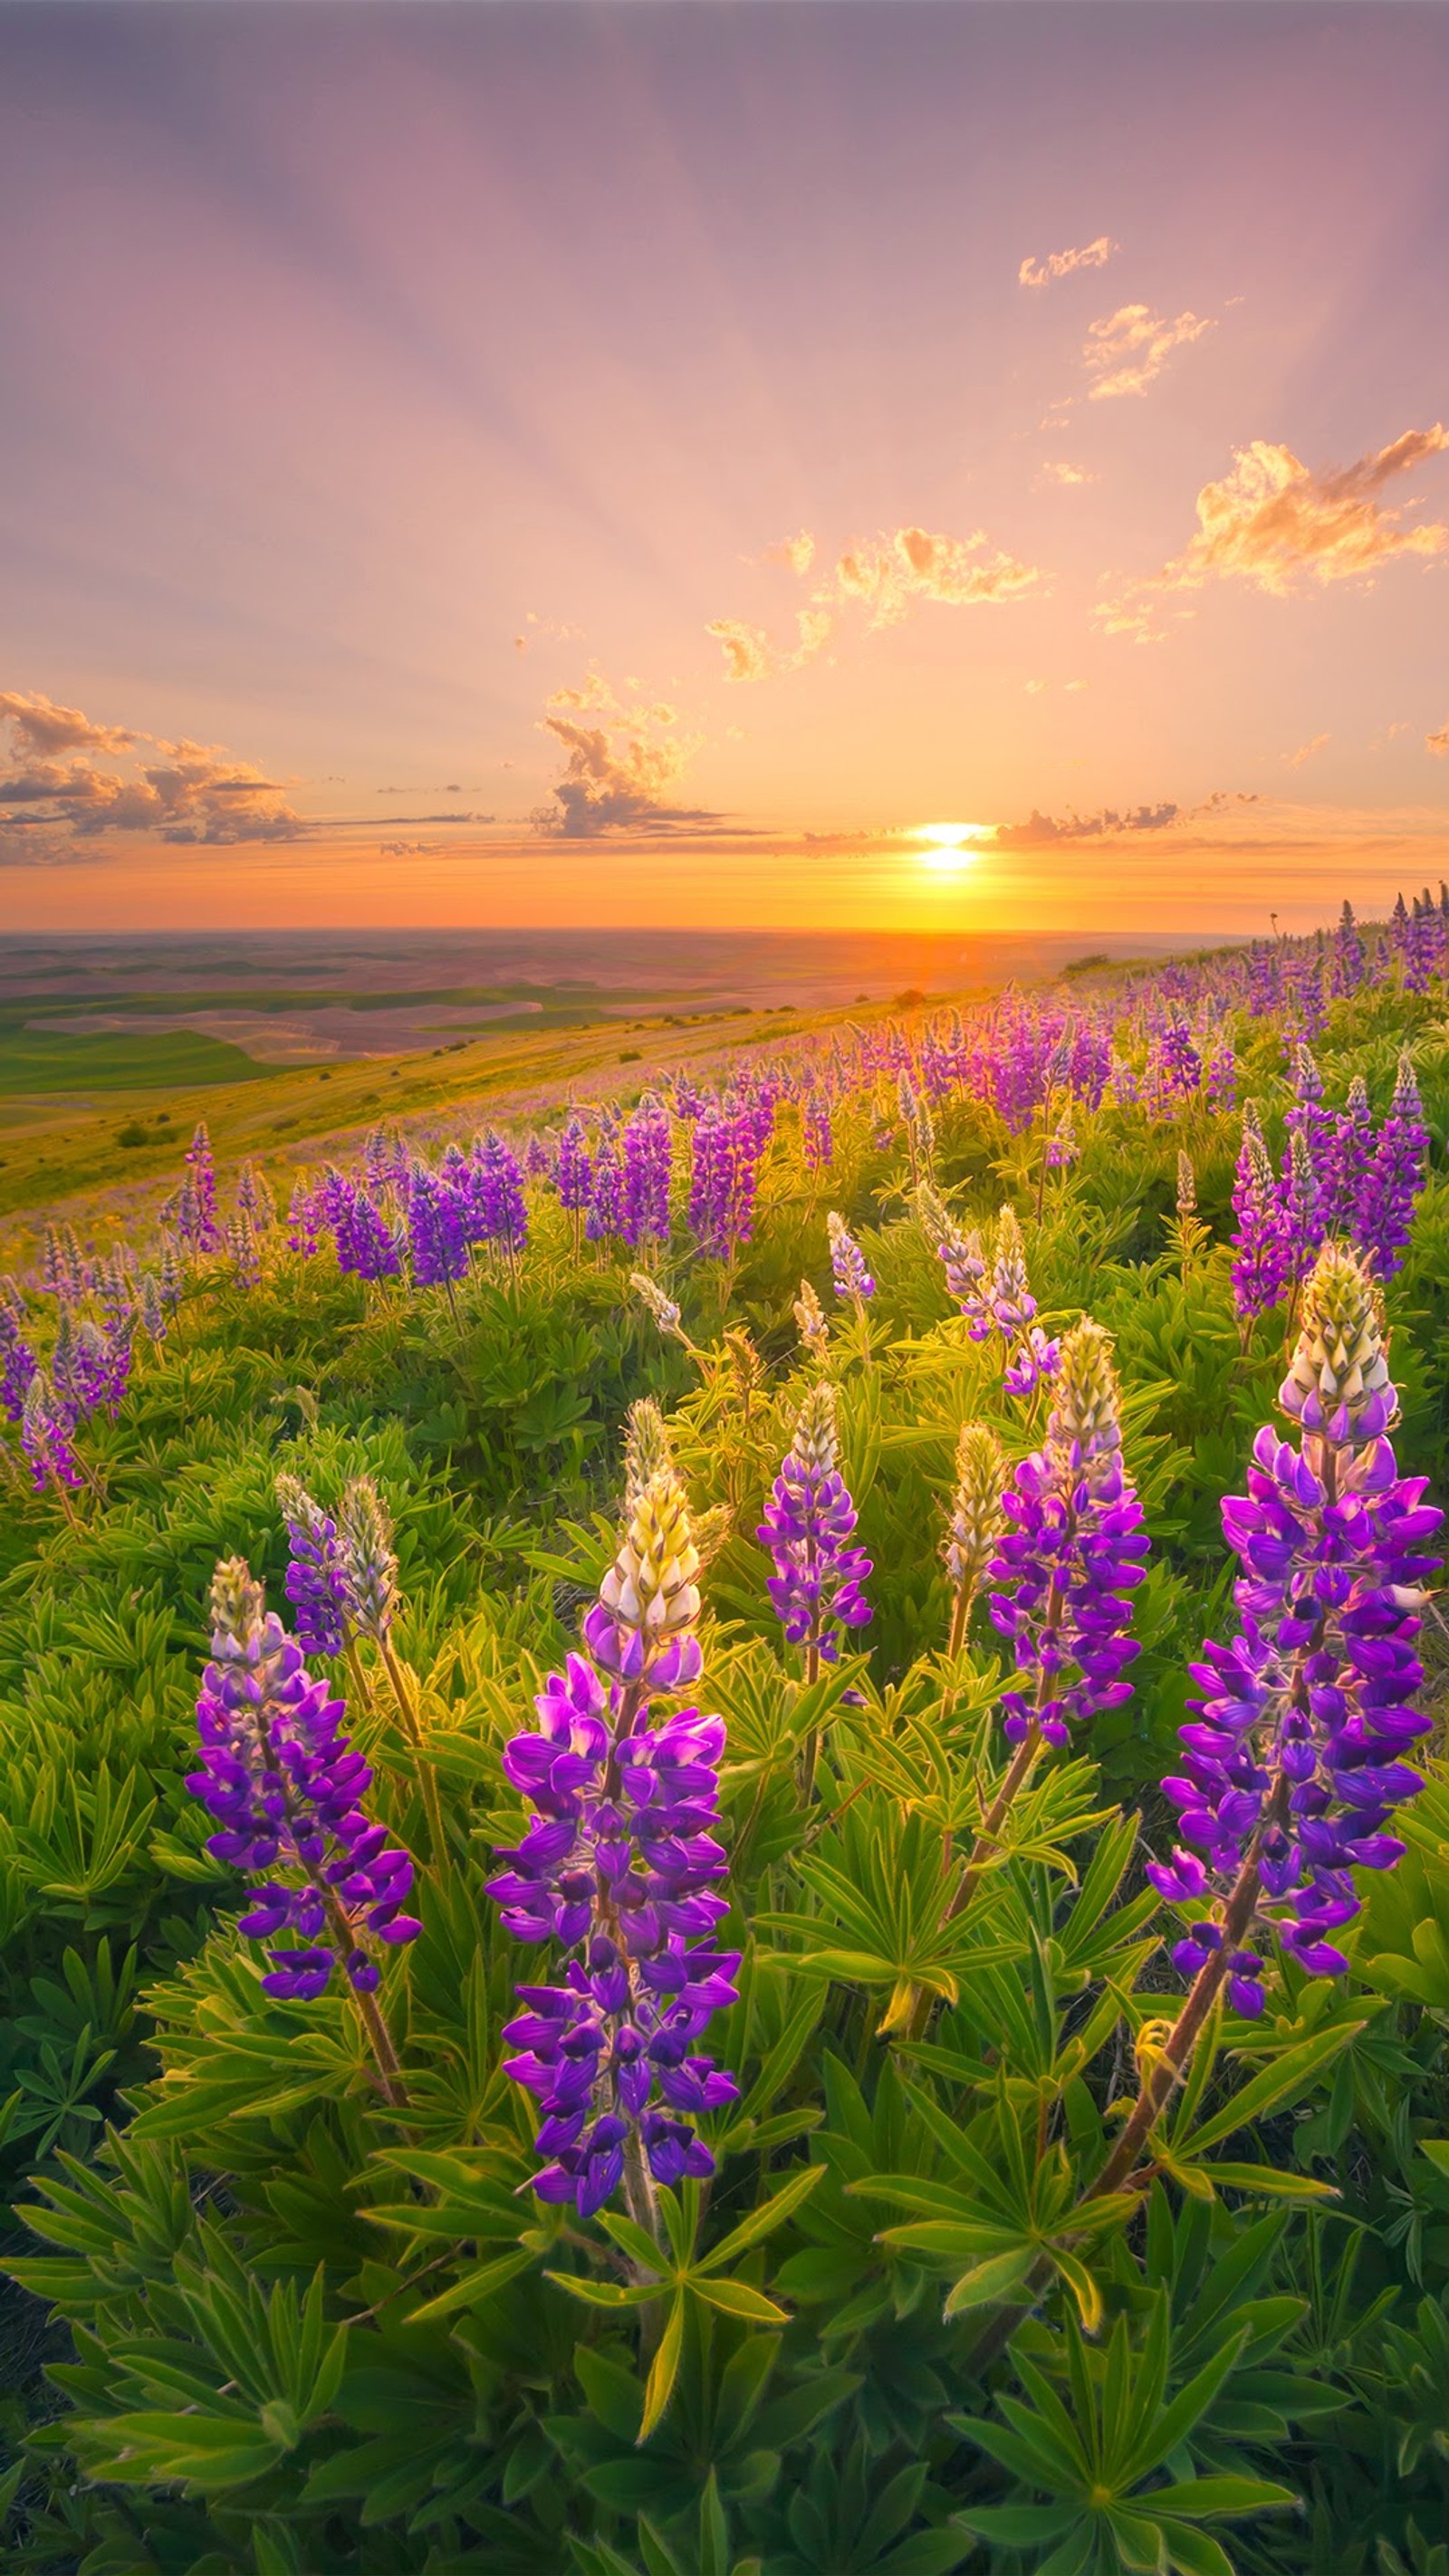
3, 918, 1449, 2576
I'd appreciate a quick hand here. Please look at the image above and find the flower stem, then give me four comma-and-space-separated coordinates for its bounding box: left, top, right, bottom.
379, 1634, 448, 1866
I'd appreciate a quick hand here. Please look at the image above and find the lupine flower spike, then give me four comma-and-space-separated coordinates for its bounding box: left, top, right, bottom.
827, 1211, 875, 1307
187, 1559, 417, 2102
943, 1321, 1147, 1921
793, 1277, 830, 1361
759, 1382, 872, 1797
629, 1270, 700, 1359
1095, 1245, 1442, 2200
943, 1422, 1007, 1658
488, 1447, 739, 2230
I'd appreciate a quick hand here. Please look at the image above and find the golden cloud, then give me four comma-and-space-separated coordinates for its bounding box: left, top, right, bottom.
1097, 425, 1449, 641
1019, 235, 1118, 290
1083, 303, 1214, 400
1285, 733, 1331, 769
708, 524, 1040, 683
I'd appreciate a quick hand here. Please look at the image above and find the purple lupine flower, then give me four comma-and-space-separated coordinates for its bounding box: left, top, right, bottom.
227, 1214, 262, 1290
1154, 1017, 1203, 1098
620, 1094, 673, 1248
1331, 899, 1367, 998
555, 1117, 593, 1214
0, 1304, 38, 1423
42, 1224, 89, 1305
288, 1180, 321, 1258
472, 1129, 531, 1252
803, 1091, 833, 1172
187, 1561, 420, 1998
236, 1161, 277, 1235
159, 1240, 185, 1310
987, 1321, 1147, 1750
586, 1135, 625, 1245
1231, 1106, 1291, 1324
1321, 1074, 1375, 1239
1205, 1040, 1238, 1114
1150, 1244, 1440, 2014
185, 1122, 220, 1249
1357, 1051, 1429, 1279
276, 1474, 354, 1658
826, 1211, 875, 1303
1003, 1324, 1062, 1400
406, 1163, 470, 1291
489, 1442, 739, 2216
333, 1179, 402, 1283
20, 1374, 83, 1495
758, 1381, 872, 1668
338, 1475, 398, 1646
916, 1185, 986, 1321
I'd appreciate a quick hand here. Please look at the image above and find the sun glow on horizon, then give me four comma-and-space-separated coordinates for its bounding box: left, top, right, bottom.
912, 819, 994, 876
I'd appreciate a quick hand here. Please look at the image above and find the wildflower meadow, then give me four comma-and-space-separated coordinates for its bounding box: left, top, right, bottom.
6, 899, 1449, 2575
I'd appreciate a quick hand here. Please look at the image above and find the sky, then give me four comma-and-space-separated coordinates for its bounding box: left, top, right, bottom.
1, 0, 1447, 938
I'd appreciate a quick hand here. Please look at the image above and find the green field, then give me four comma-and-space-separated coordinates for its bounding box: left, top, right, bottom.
0, 1023, 273, 1095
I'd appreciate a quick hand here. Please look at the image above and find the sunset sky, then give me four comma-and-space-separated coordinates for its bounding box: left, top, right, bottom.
2, 0, 1447, 937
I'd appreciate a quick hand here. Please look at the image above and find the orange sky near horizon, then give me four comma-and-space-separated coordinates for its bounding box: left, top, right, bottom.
2, 4, 1447, 939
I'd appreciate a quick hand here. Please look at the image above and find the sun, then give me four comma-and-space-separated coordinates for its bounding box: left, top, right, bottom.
912, 820, 993, 875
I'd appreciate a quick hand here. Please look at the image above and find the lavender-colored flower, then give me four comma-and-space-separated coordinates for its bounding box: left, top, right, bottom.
1205, 1040, 1238, 1114
489, 1447, 739, 2217
339, 1475, 398, 1646
803, 1092, 833, 1172
406, 1163, 470, 1291
758, 1381, 872, 1668
42, 1223, 88, 1305
1331, 899, 1367, 998
227, 1214, 262, 1291
1003, 1323, 1062, 1399
916, 1185, 985, 1318
586, 1135, 625, 1245
472, 1129, 531, 1252
277, 1474, 354, 1658
185, 1122, 220, 1250
334, 1178, 402, 1283
20, 1374, 83, 1495
1357, 1051, 1430, 1280
982, 1206, 1037, 1343
555, 1117, 593, 1214
1231, 1106, 1291, 1324
620, 1094, 673, 1248
288, 1180, 321, 1259
0, 1304, 38, 1424
827, 1211, 875, 1303
236, 1161, 277, 1234
1151, 1245, 1440, 2013
187, 1561, 419, 1999
987, 1321, 1148, 1750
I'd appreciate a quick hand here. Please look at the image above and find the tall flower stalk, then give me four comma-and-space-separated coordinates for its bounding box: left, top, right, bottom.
1099, 1244, 1440, 2194
187, 1560, 418, 2104
943, 1321, 1147, 1921
942, 1422, 1006, 1659
759, 1381, 872, 1796
489, 1427, 738, 2235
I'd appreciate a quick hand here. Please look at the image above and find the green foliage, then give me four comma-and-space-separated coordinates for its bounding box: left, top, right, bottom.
3, 973, 1449, 2575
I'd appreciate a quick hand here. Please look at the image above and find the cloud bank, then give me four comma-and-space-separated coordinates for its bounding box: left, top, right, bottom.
0, 691, 305, 860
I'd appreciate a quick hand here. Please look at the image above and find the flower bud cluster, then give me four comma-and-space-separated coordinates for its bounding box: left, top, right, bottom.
757, 1381, 872, 1663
